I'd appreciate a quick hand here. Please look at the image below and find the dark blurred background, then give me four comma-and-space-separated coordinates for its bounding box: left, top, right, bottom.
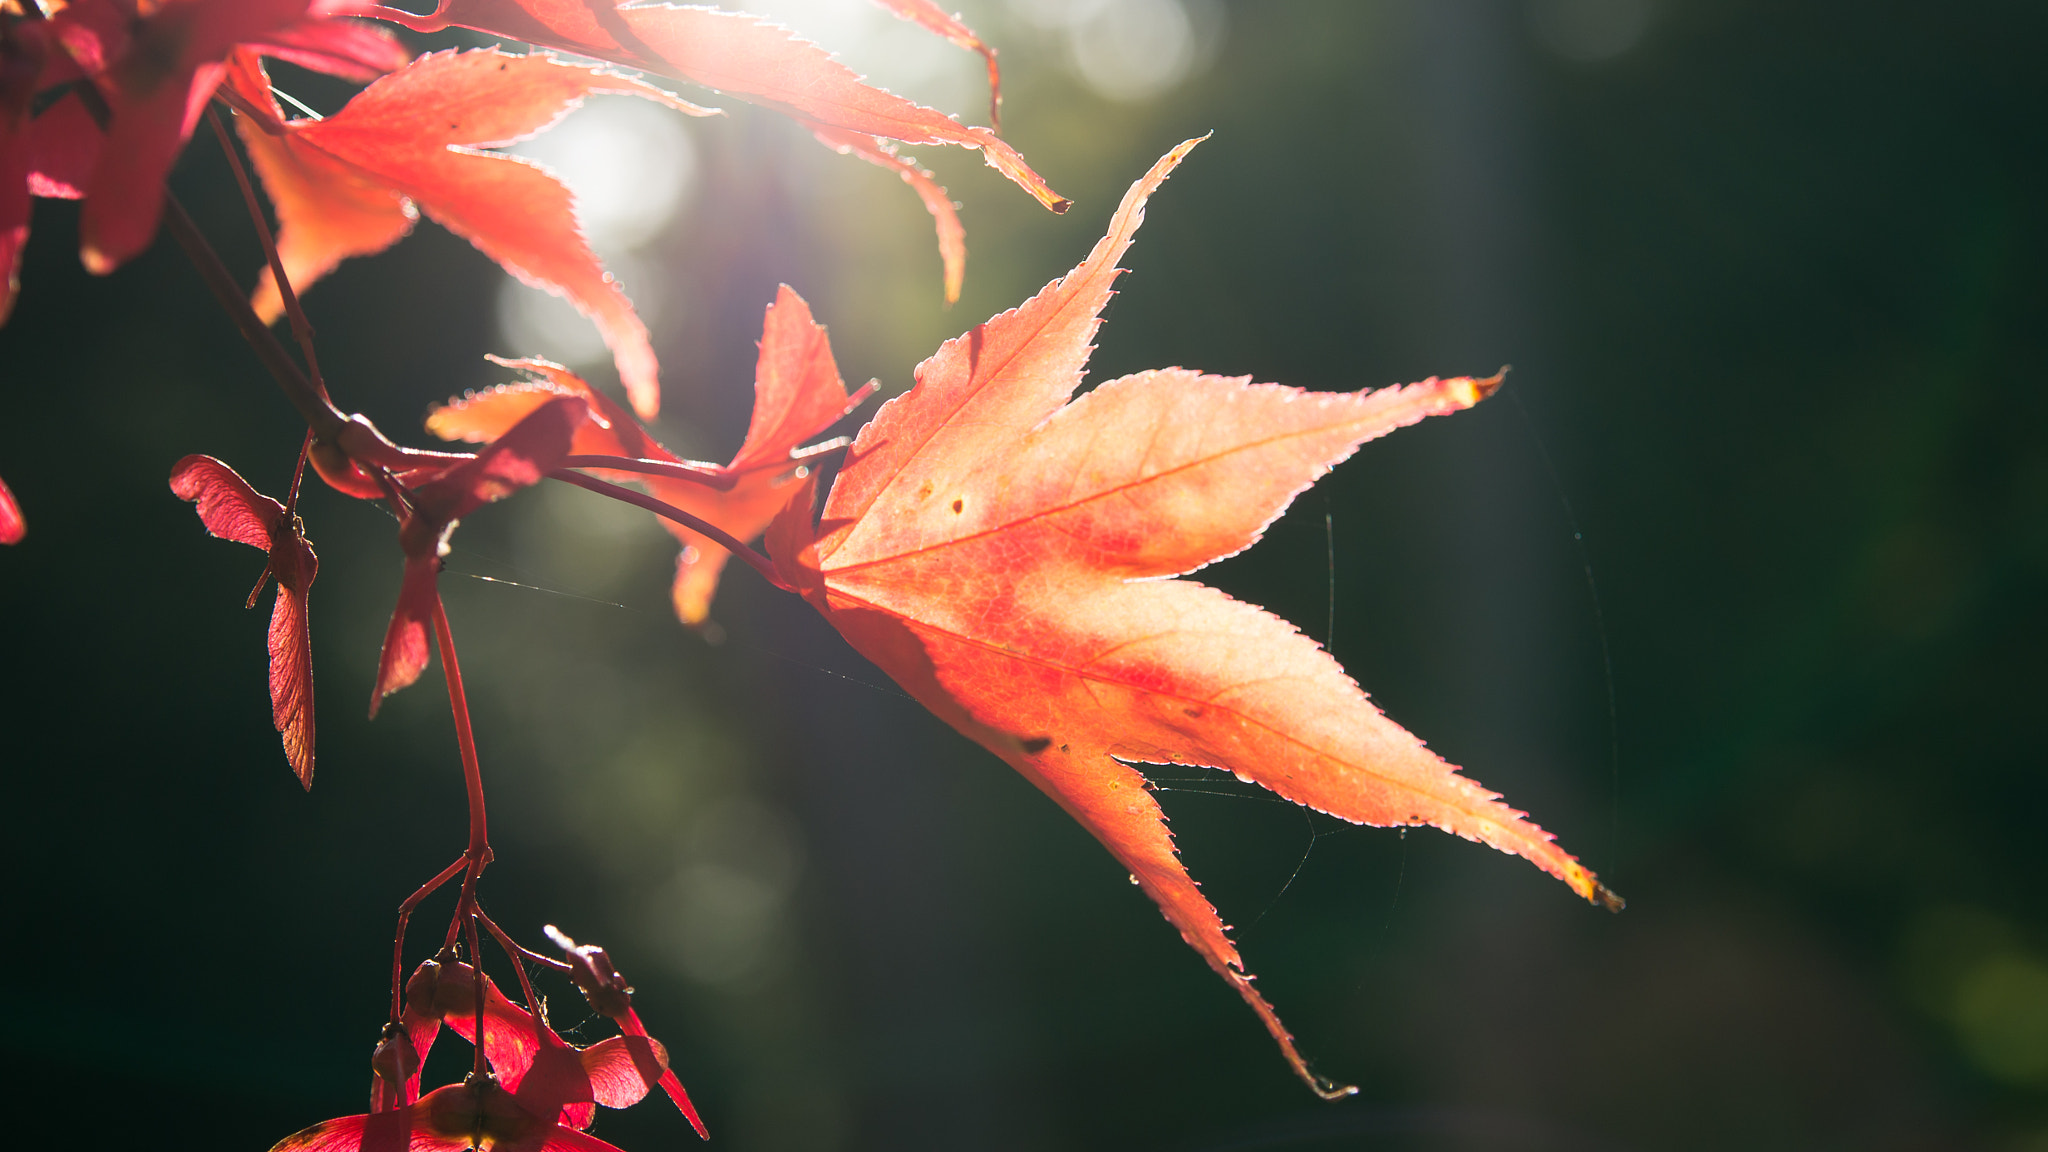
4, 1, 2045, 1148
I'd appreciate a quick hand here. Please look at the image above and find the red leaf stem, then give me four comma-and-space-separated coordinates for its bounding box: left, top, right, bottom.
285, 428, 313, 516
546, 468, 791, 592
162, 192, 347, 438
476, 910, 548, 1045
478, 908, 572, 975
557, 455, 735, 491
463, 910, 488, 1084
430, 595, 488, 865
391, 854, 469, 1022
206, 105, 326, 401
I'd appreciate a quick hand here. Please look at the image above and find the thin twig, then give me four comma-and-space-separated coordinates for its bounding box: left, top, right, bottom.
559, 455, 735, 490
206, 105, 328, 400
161, 194, 346, 438
548, 469, 791, 590
390, 854, 470, 1022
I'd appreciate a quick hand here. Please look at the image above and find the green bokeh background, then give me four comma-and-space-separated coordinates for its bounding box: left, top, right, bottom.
4, 2, 2045, 1149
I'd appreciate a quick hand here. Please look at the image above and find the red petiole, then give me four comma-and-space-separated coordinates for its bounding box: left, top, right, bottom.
549, 469, 791, 590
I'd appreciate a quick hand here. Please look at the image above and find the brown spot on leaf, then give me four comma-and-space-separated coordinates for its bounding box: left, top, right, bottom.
1020, 736, 1051, 754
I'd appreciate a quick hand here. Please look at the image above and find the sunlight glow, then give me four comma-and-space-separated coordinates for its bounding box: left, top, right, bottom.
1009, 0, 1225, 103
1527, 0, 1655, 62
513, 96, 699, 251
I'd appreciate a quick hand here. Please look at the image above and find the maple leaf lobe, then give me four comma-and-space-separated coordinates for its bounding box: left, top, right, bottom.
770, 138, 1614, 1097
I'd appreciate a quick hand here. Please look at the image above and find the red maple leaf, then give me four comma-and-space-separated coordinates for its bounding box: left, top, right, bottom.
169, 454, 319, 786
2, 0, 403, 317
766, 138, 1622, 1096
356, 0, 1065, 299
2, 13, 57, 324
426, 285, 871, 626
45, 0, 406, 274
222, 48, 713, 420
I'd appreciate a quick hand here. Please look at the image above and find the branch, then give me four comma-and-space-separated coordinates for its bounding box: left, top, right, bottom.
548, 469, 791, 592
558, 454, 736, 491
162, 195, 347, 439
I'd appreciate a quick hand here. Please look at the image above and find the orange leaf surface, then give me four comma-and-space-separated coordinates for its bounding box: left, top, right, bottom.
368, 0, 1066, 215
429, 287, 870, 626
228, 48, 715, 419
766, 138, 1620, 1096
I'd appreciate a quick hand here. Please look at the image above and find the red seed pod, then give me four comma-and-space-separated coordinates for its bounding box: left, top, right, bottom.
369, 1023, 419, 1111
545, 925, 633, 1019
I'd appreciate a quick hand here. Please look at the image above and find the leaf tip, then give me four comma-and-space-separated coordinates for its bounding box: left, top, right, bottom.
1594, 882, 1626, 913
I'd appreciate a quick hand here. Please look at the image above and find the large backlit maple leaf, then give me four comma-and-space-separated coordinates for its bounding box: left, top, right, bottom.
224, 48, 712, 419
767, 138, 1621, 1095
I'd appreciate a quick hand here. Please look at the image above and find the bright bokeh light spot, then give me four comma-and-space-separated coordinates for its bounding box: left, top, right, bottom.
1008, 0, 1224, 103
1527, 0, 1655, 62
495, 252, 662, 372
496, 99, 689, 370
1956, 952, 2048, 1084
512, 96, 699, 251
741, 0, 971, 111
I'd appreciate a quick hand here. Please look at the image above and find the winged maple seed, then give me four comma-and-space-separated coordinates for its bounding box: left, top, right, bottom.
271, 1080, 646, 1152
371, 394, 587, 713
378, 953, 700, 1136
221, 47, 718, 420
766, 137, 1624, 1097
544, 925, 706, 1138
426, 284, 873, 626
169, 454, 319, 786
